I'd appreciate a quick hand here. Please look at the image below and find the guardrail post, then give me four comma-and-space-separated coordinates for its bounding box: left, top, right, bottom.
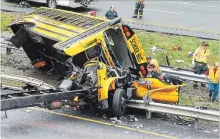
1, 111, 8, 119
166, 55, 170, 67
194, 118, 200, 130
6, 47, 12, 55
146, 110, 152, 119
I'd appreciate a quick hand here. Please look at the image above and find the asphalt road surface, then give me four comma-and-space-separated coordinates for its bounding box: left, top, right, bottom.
1, 107, 219, 139
1, 108, 170, 139
1, 0, 220, 33
91, 0, 220, 32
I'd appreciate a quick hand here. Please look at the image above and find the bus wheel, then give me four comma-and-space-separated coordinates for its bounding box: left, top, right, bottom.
48, 0, 57, 8
112, 89, 126, 117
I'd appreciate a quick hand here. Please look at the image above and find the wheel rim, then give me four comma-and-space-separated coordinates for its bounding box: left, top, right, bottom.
49, 0, 56, 8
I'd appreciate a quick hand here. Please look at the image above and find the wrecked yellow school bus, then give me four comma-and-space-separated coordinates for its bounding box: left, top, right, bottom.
8, 7, 183, 116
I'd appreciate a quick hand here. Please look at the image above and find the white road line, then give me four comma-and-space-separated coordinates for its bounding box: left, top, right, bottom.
144, 9, 180, 14
167, 1, 214, 8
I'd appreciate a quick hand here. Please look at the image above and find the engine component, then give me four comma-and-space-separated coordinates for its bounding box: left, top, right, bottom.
59, 79, 74, 91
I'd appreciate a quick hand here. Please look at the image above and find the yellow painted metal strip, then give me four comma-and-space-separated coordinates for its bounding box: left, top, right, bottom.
32, 28, 68, 41
30, 107, 177, 139
26, 19, 75, 37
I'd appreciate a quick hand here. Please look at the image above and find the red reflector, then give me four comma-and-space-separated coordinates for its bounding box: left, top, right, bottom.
126, 31, 131, 37
140, 65, 145, 70
141, 70, 147, 75
91, 10, 96, 16
124, 27, 129, 32
34, 61, 46, 68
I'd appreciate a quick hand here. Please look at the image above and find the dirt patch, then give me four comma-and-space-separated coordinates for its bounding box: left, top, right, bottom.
179, 82, 219, 109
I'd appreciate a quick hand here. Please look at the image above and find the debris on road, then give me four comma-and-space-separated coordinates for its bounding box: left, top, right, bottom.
102, 114, 108, 119
24, 109, 31, 113
128, 115, 138, 122
133, 123, 144, 129
110, 117, 123, 124
139, 124, 143, 128
110, 117, 117, 121
178, 122, 183, 125
119, 116, 127, 121
203, 130, 211, 133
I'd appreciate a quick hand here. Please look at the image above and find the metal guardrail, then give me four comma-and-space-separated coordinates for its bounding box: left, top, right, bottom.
127, 100, 220, 122
124, 20, 220, 40
160, 66, 207, 83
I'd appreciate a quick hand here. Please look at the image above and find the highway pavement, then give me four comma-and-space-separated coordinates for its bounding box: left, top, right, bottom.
1, 108, 172, 139
1, 0, 220, 33
90, 0, 220, 33
1, 107, 219, 139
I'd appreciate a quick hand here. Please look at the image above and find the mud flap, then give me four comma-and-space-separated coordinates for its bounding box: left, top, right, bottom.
9, 26, 46, 65
9, 26, 28, 48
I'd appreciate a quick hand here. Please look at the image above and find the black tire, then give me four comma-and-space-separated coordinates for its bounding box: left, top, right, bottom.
48, 0, 57, 8
112, 89, 126, 117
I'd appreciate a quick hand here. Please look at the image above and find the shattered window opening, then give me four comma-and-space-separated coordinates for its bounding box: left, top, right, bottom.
104, 28, 135, 70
